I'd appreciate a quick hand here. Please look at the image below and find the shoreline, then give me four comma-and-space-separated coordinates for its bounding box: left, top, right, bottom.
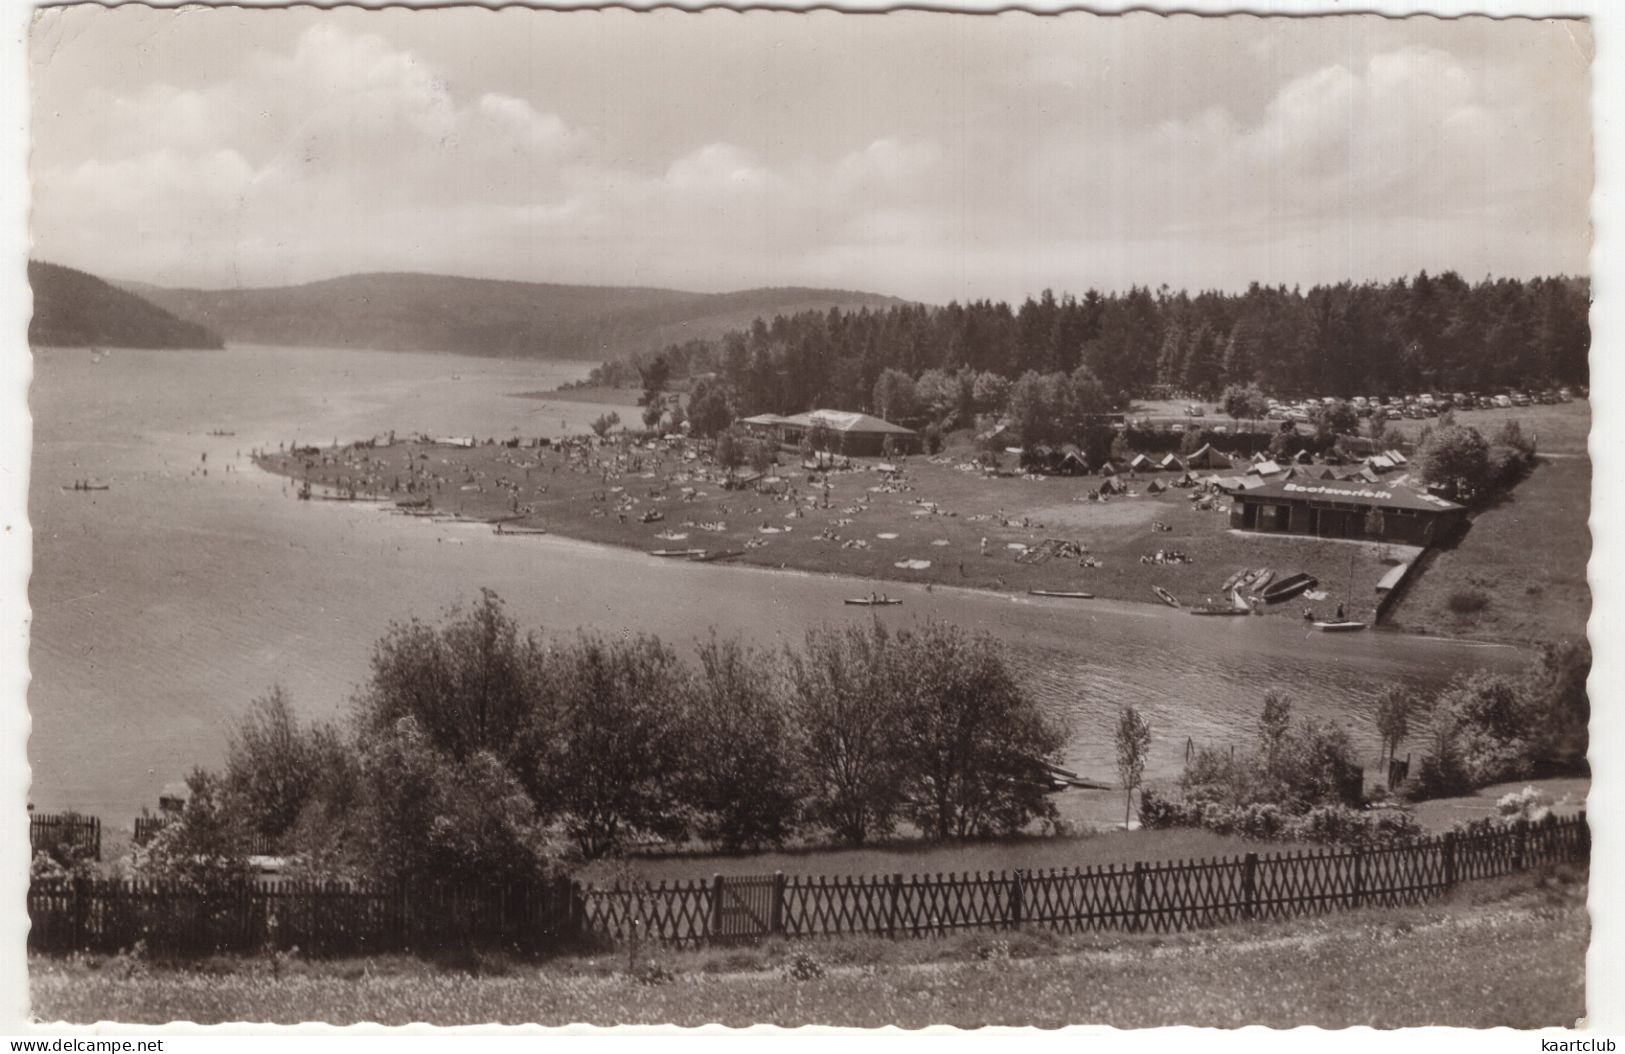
255, 440, 1542, 648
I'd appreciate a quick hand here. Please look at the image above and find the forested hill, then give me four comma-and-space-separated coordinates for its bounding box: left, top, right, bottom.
120, 272, 906, 360
28, 260, 225, 350
636, 273, 1589, 417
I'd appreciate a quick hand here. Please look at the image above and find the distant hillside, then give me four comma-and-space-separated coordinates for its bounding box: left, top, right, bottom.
122, 272, 907, 360
28, 260, 224, 349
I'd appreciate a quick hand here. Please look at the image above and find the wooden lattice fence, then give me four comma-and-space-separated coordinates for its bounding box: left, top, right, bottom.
29, 813, 1587, 955
29, 814, 101, 862
574, 813, 1588, 947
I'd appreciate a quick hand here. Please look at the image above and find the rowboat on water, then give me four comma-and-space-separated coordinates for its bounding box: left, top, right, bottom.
1152, 586, 1180, 608
845, 596, 903, 606
61, 483, 110, 491
1312, 620, 1368, 632
649, 548, 707, 558
1261, 573, 1318, 604
494, 525, 548, 536
1028, 589, 1095, 599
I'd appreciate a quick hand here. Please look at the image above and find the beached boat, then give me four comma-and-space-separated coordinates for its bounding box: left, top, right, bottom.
1261, 573, 1318, 604
1152, 586, 1180, 608
1244, 568, 1274, 593
494, 525, 548, 536
691, 548, 745, 562
1312, 620, 1368, 632
649, 548, 707, 558
1028, 589, 1095, 599
845, 596, 903, 606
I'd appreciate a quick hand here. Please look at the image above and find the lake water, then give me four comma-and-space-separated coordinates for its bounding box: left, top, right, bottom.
26, 345, 1524, 824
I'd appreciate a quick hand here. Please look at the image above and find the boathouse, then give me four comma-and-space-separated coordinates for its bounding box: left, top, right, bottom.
1230, 478, 1466, 546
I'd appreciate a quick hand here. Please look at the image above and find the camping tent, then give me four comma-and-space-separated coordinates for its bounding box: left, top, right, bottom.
1160, 453, 1187, 473
1130, 453, 1160, 473
1057, 445, 1090, 475
1185, 443, 1232, 470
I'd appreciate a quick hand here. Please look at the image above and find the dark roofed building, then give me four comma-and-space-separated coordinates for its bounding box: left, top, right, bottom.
1230, 477, 1465, 546
778, 409, 917, 457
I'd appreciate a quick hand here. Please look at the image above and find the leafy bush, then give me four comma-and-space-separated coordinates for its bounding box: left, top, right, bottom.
781, 947, 827, 981
1137, 789, 1420, 846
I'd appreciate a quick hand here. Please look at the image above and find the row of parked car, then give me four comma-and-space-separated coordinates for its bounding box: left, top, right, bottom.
1261, 387, 1579, 422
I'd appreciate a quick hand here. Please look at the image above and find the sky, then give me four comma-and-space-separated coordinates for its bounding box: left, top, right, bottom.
27, 6, 1594, 304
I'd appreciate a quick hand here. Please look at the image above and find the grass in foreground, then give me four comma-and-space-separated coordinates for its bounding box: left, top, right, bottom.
30, 866, 1587, 1028
1385, 455, 1591, 645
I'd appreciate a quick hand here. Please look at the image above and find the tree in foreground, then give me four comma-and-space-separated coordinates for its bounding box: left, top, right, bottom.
892, 621, 1065, 839
1370, 684, 1415, 784
223, 684, 351, 845
682, 635, 801, 851
1115, 706, 1152, 829
524, 633, 693, 858
785, 622, 907, 845
132, 769, 252, 889
353, 588, 544, 764
1417, 422, 1490, 501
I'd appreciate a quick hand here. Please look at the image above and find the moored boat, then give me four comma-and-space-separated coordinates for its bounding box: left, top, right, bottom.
1152, 586, 1180, 608
649, 548, 707, 558
845, 596, 903, 606
1312, 620, 1368, 632
691, 548, 745, 562
1028, 589, 1095, 599
1261, 572, 1318, 604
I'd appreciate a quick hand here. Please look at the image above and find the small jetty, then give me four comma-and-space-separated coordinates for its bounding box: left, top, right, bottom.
650, 548, 707, 558
1028, 589, 1094, 599
845, 596, 902, 606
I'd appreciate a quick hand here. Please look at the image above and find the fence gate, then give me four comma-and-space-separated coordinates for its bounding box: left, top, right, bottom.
711, 873, 780, 943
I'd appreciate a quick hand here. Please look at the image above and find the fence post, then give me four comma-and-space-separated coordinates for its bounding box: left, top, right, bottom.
888, 874, 902, 939
770, 871, 786, 937
1351, 848, 1364, 910
1132, 862, 1145, 933
1578, 811, 1590, 859
709, 873, 724, 943
1442, 832, 1457, 892
1515, 822, 1528, 872
1242, 853, 1258, 920
1010, 870, 1024, 930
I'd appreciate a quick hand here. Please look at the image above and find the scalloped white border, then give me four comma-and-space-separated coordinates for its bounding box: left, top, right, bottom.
0, 0, 1614, 1044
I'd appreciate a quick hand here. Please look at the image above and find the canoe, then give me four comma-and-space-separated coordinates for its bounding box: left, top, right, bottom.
1261, 573, 1318, 604
845, 597, 903, 606
1028, 590, 1095, 599
1220, 568, 1249, 592
1153, 586, 1180, 608
1312, 620, 1368, 632
1245, 568, 1275, 593
649, 548, 707, 558
494, 525, 548, 536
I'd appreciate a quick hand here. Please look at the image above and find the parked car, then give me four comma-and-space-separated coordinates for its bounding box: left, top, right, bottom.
1184, 404, 1205, 417
1170, 423, 1186, 434
1511, 393, 1531, 407
1558, 387, 1573, 402
1494, 394, 1513, 408
1386, 408, 1404, 420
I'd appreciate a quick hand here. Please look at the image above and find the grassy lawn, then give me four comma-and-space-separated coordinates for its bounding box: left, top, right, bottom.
1384, 455, 1591, 645
254, 431, 1400, 622
574, 826, 1317, 886
29, 867, 1587, 1028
